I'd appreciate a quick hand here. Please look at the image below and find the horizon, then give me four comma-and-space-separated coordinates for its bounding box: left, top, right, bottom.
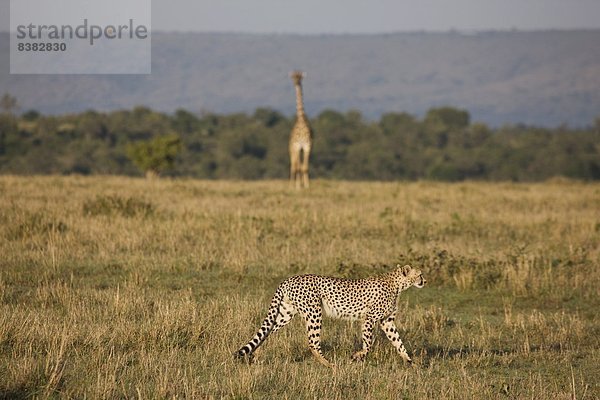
2, 28, 598, 127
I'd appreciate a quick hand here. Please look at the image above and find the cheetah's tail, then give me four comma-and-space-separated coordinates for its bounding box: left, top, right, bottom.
235, 285, 284, 358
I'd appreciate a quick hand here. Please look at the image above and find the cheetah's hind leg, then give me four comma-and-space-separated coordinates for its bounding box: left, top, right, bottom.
351, 319, 376, 362
303, 308, 335, 368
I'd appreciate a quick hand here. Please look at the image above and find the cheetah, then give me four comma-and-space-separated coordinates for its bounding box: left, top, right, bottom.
235, 264, 426, 368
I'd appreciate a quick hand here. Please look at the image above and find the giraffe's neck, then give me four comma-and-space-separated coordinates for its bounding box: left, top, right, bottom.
295, 84, 305, 119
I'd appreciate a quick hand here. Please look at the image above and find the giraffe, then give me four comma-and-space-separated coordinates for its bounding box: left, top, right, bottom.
289, 71, 313, 189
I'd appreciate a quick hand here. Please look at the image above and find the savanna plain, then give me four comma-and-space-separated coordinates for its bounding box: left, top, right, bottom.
0, 176, 598, 399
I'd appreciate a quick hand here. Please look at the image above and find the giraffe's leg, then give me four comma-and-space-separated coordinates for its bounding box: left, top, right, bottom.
295, 149, 302, 190
303, 307, 334, 368
380, 314, 412, 363
289, 150, 299, 188
301, 146, 310, 188
352, 319, 376, 361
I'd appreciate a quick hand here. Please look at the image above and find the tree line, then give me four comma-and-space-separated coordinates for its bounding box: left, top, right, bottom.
0, 97, 599, 181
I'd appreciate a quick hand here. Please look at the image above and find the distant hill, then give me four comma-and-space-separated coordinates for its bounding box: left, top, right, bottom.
1, 30, 599, 126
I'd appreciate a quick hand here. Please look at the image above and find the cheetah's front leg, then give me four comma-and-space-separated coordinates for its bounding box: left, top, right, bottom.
352, 319, 375, 361
380, 315, 412, 363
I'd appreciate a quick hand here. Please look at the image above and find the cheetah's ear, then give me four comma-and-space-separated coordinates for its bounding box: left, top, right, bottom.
399, 264, 411, 276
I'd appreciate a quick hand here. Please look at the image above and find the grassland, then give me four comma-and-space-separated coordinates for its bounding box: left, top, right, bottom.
0, 176, 598, 399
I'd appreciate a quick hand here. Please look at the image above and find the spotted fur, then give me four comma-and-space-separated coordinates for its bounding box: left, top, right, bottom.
235, 264, 426, 367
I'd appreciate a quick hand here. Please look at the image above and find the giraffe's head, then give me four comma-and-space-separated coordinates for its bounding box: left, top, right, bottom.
290, 70, 305, 86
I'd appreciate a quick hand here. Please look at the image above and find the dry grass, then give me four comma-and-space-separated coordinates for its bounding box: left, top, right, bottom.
0, 176, 598, 399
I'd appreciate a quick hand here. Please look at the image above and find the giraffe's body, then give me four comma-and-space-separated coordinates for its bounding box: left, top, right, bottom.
289, 71, 313, 189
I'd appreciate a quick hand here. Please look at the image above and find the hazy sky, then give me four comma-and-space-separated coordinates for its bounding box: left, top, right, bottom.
2, 0, 600, 33
151, 0, 600, 33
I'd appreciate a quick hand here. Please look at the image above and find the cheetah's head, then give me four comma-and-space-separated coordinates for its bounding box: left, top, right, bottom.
398, 264, 427, 288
